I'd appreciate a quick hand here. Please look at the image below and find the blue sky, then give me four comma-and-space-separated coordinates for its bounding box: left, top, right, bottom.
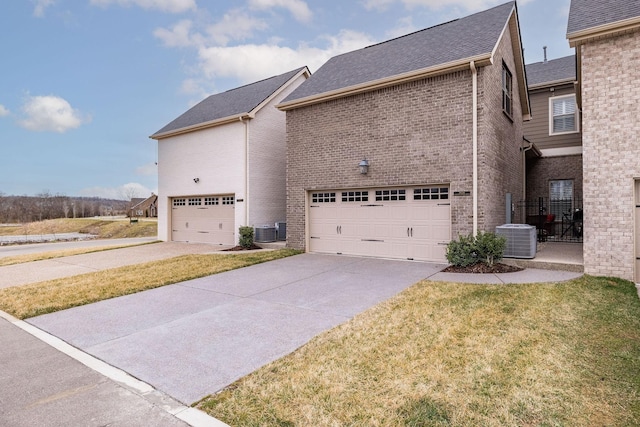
0, 0, 573, 199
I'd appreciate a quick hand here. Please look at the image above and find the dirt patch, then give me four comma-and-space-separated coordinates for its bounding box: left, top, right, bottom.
222, 244, 263, 251
442, 263, 523, 274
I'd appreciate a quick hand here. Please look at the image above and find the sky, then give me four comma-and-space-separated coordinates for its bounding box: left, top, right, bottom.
0, 0, 574, 199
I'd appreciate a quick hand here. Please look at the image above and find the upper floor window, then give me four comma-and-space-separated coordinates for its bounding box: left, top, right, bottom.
549, 95, 579, 135
502, 63, 513, 119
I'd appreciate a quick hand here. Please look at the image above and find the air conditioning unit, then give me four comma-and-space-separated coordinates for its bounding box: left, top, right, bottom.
495, 224, 537, 259
255, 226, 276, 243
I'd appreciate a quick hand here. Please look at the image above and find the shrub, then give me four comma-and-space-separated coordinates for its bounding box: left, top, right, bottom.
446, 233, 478, 267
474, 231, 506, 267
446, 231, 506, 267
239, 226, 254, 248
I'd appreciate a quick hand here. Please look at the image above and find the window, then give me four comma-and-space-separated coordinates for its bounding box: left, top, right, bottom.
549, 180, 573, 220
375, 189, 406, 201
188, 198, 201, 206
222, 196, 234, 205
311, 192, 336, 203
204, 197, 219, 205
342, 191, 368, 202
550, 95, 578, 134
414, 187, 449, 200
502, 63, 513, 118
172, 198, 186, 206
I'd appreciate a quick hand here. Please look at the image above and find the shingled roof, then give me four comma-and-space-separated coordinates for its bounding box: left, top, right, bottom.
280, 1, 525, 110
567, 0, 640, 36
151, 66, 308, 139
526, 55, 576, 88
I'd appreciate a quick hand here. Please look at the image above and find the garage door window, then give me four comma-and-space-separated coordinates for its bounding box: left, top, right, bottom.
173, 198, 186, 206
188, 198, 201, 206
376, 189, 406, 201
342, 191, 368, 202
312, 192, 336, 203
414, 187, 449, 200
222, 196, 235, 205
204, 197, 219, 205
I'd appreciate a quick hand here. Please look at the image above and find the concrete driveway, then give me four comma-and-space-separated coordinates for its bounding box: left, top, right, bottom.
28, 253, 447, 404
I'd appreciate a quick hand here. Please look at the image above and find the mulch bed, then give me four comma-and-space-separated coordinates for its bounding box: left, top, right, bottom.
222, 244, 263, 251
442, 263, 523, 274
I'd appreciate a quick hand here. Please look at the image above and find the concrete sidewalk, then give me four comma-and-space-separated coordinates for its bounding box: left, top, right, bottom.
0, 241, 228, 289
0, 312, 222, 427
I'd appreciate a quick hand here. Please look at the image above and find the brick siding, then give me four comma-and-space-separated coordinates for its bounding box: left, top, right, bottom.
580, 29, 640, 280
286, 30, 524, 250
526, 154, 583, 203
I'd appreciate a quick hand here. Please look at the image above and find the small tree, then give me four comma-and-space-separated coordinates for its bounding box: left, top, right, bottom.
474, 231, 507, 267
239, 226, 254, 249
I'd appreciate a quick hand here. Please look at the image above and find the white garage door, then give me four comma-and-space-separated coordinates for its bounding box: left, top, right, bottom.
171, 195, 235, 245
308, 186, 450, 262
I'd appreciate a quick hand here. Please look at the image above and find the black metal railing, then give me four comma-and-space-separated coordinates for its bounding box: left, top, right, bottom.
515, 197, 583, 243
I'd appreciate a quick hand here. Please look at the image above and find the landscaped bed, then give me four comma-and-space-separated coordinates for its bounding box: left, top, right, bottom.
197, 275, 640, 426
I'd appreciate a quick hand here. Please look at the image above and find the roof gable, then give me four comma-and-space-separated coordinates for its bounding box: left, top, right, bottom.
526, 55, 576, 87
568, 0, 640, 42
151, 66, 309, 139
281, 2, 517, 107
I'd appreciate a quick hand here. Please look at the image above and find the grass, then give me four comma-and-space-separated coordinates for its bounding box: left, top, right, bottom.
0, 218, 157, 239
197, 275, 640, 426
0, 249, 300, 319
0, 242, 157, 267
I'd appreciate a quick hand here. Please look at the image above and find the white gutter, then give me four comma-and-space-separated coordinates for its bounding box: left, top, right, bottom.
521, 137, 534, 202
240, 116, 250, 229
470, 60, 478, 236
150, 113, 253, 140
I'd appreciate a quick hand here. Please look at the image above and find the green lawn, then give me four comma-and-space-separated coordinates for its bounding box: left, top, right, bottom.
198, 275, 640, 426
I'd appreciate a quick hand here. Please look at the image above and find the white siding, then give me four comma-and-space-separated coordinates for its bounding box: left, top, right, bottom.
157, 122, 246, 242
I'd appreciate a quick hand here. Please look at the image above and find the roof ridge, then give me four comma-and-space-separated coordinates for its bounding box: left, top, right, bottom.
222, 66, 306, 94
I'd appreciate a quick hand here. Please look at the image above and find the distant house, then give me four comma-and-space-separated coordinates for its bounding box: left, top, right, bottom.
278, 2, 530, 262
522, 55, 582, 237
567, 0, 640, 281
150, 67, 309, 245
129, 194, 158, 218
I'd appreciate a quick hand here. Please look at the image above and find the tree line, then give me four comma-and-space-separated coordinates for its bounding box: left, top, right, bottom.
0, 191, 130, 223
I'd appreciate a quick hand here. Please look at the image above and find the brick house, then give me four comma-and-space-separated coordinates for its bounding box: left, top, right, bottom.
567, 0, 640, 281
522, 55, 583, 239
150, 67, 309, 245
278, 2, 530, 262
129, 193, 158, 218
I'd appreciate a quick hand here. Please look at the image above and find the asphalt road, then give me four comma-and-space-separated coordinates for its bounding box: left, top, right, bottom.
0, 237, 158, 258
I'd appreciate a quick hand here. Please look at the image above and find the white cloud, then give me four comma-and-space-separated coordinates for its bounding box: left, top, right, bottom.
135, 163, 158, 176
154, 19, 199, 47
90, 0, 196, 13
0, 104, 9, 117
19, 95, 89, 133
248, 0, 312, 23
196, 30, 375, 84
33, 0, 55, 17
206, 9, 269, 46
79, 182, 154, 200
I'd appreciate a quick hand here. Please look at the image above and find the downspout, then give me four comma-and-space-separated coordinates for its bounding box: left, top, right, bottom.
470, 61, 478, 236
521, 137, 534, 201
240, 117, 249, 229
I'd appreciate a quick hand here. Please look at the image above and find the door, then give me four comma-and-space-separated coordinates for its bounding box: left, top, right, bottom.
308, 186, 451, 262
171, 195, 235, 245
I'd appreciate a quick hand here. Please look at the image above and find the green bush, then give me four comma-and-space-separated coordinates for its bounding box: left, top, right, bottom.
474, 231, 506, 267
239, 226, 254, 248
446, 231, 506, 267
445, 234, 478, 267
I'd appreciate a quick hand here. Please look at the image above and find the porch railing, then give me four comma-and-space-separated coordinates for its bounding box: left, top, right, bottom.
515, 198, 583, 243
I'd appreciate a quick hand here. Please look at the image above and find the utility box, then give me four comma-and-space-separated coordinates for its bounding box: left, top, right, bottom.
275, 222, 286, 241
495, 224, 537, 259
255, 226, 276, 243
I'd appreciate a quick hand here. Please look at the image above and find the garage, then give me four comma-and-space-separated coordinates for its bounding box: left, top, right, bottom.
171, 195, 235, 245
308, 186, 451, 262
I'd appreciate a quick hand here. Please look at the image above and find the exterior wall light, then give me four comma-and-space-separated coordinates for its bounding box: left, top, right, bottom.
358, 159, 369, 175
193, 178, 200, 183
